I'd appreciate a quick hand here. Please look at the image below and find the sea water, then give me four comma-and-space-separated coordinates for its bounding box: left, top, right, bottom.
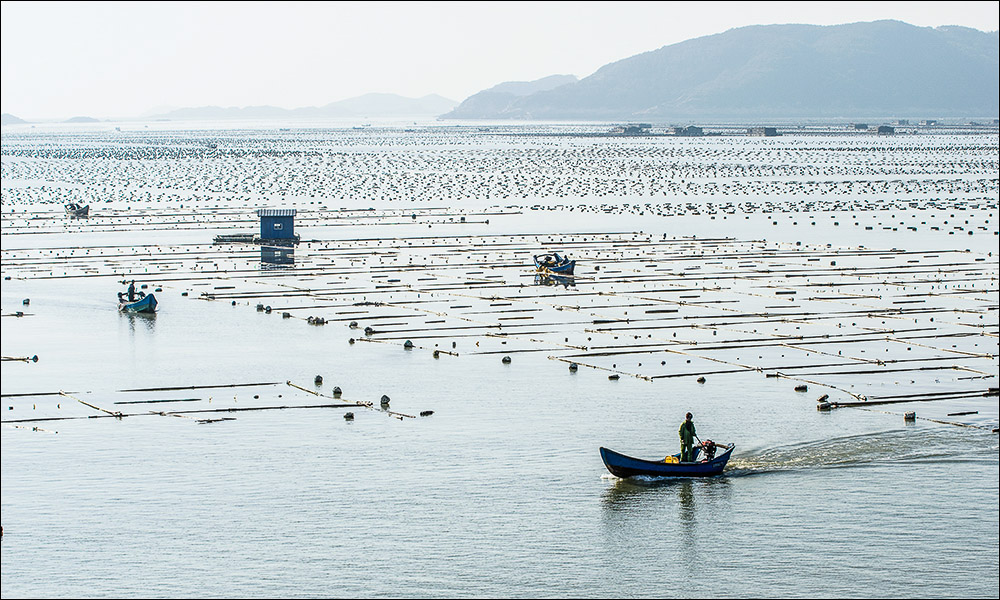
2, 121, 997, 598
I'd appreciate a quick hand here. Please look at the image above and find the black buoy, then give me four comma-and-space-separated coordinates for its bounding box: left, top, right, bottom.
404, 340, 414, 349
569, 362, 578, 372
794, 385, 808, 392
380, 394, 391, 407
333, 386, 342, 397
314, 375, 323, 385
344, 412, 354, 421
420, 410, 434, 417
502, 356, 512, 364
608, 374, 620, 380
696, 376, 706, 383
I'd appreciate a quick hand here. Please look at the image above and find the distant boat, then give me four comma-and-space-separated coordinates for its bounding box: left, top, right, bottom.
65, 203, 89, 218
118, 292, 157, 314
534, 252, 575, 275
600, 442, 735, 478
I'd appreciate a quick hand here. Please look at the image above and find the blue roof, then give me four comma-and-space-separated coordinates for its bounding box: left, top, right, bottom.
257, 209, 296, 217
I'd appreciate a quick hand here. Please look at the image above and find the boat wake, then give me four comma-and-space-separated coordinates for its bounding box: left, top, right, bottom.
725, 427, 997, 476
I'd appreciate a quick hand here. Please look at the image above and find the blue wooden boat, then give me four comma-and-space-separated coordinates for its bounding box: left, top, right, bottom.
534, 253, 575, 275
600, 442, 735, 478
119, 292, 157, 313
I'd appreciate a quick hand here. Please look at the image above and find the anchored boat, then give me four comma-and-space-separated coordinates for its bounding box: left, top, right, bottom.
534, 252, 575, 275
600, 441, 735, 478
65, 203, 90, 218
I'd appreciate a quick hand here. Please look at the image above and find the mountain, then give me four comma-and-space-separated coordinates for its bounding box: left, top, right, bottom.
152, 93, 458, 121
64, 116, 102, 123
1, 113, 28, 125
309, 93, 457, 117
445, 21, 999, 120
443, 75, 577, 119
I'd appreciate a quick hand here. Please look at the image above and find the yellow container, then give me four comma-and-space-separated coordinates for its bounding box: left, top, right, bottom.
663, 456, 679, 464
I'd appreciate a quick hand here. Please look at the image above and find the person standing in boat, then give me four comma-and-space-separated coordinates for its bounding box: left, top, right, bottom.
679, 412, 696, 462
127, 280, 136, 302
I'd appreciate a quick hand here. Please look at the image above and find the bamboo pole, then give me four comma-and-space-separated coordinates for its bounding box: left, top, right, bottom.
59, 391, 123, 419
118, 382, 282, 393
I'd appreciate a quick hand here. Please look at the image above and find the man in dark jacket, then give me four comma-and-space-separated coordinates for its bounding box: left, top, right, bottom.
679, 412, 696, 462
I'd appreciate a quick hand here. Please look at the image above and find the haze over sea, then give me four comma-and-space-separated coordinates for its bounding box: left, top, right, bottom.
1, 118, 997, 598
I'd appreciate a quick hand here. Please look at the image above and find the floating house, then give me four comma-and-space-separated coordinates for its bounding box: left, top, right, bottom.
672, 125, 704, 137
257, 208, 299, 246
609, 123, 652, 135
877, 125, 895, 135
747, 127, 779, 137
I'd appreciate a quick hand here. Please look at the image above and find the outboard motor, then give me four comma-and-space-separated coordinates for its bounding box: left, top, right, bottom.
700, 440, 717, 461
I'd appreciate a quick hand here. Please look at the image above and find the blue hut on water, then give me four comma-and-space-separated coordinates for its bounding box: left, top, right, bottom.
257, 208, 299, 246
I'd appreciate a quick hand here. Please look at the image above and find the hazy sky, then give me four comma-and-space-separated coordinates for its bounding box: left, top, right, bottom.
2, 1, 998, 120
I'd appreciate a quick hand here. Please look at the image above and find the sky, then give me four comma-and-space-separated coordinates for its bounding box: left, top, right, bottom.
2, 1, 998, 120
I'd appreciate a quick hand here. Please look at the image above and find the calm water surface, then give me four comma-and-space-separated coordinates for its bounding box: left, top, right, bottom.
2, 124, 997, 598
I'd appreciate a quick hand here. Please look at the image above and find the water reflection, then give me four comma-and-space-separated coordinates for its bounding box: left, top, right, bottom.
122, 311, 156, 333
534, 273, 575, 288
601, 475, 733, 513
261, 246, 294, 268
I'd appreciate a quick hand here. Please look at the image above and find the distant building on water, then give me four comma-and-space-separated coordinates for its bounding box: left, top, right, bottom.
672, 125, 704, 137
257, 208, 299, 246
747, 127, 779, 137
609, 123, 652, 135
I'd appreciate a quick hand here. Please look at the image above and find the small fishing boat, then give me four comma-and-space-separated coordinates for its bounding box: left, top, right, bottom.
65, 203, 90, 218
534, 252, 575, 275
600, 442, 735, 478
118, 292, 157, 314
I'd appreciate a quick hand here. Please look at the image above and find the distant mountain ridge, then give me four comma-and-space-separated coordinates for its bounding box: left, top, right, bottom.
154, 93, 458, 120
444, 75, 577, 119
444, 21, 999, 120
1, 113, 28, 125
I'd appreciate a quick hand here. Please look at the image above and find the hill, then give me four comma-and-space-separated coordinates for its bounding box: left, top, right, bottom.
1, 113, 28, 125
443, 75, 577, 119
444, 21, 999, 120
